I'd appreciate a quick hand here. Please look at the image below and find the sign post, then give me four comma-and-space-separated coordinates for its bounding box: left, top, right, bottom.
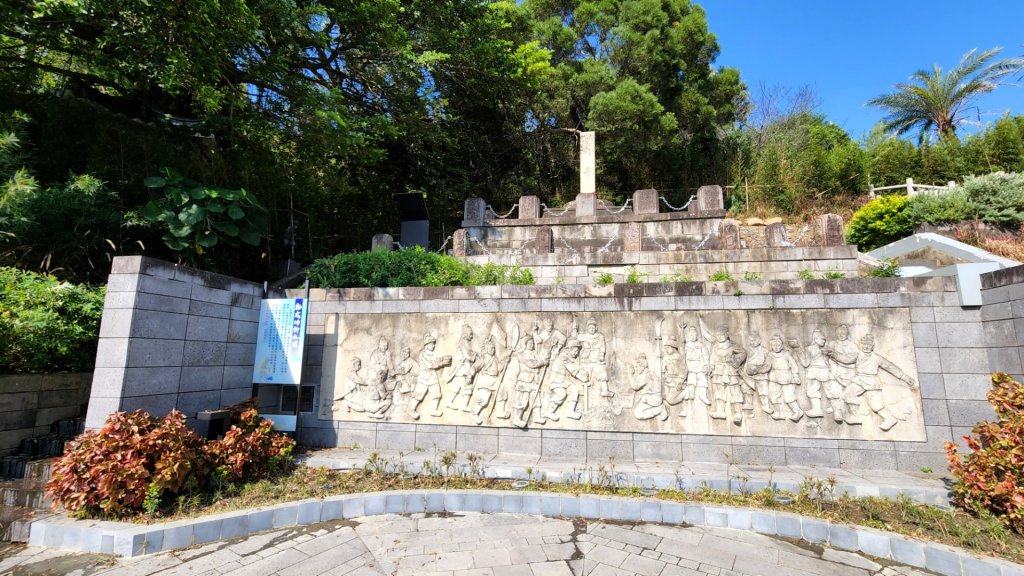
253, 297, 309, 431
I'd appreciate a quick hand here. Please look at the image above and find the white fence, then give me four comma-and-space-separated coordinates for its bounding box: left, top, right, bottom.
868, 177, 957, 199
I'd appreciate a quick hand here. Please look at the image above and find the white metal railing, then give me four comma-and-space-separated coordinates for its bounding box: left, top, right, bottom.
868, 178, 957, 199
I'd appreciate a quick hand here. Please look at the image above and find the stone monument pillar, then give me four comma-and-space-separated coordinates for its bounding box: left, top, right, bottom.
519, 195, 540, 220
717, 219, 741, 251
576, 131, 597, 217
765, 222, 789, 247
371, 233, 393, 252
452, 229, 468, 257
624, 222, 642, 252
464, 198, 486, 226
535, 226, 554, 254
633, 189, 659, 215
818, 213, 845, 246
690, 185, 724, 214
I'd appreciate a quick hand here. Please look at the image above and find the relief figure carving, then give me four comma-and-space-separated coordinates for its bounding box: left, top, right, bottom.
668, 324, 711, 417
768, 334, 804, 422
706, 321, 747, 425
744, 333, 774, 416
511, 335, 549, 428
333, 357, 367, 414
470, 339, 502, 425
799, 329, 839, 421
824, 324, 861, 424
847, 333, 917, 431
409, 333, 452, 419
541, 339, 586, 422
577, 319, 614, 403
446, 325, 480, 412
631, 353, 668, 421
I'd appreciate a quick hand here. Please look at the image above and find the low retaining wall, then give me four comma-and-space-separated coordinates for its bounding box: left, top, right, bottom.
0, 372, 91, 454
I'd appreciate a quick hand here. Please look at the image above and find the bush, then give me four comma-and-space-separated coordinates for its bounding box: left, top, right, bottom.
305, 247, 535, 288
903, 190, 972, 225
0, 267, 105, 373
845, 194, 913, 250
46, 408, 296, 518
959, 172, 1024, 229
207, 408, 295, 483
869, 258, 901, 277
46, 410, 209, 517
947, 373, 1024, 533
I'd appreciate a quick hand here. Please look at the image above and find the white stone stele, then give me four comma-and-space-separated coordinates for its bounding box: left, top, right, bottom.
579, 131, 596, 195
319, 310, 925, 441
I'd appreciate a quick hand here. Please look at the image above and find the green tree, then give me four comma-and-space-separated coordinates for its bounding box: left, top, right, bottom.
867, 47, 1024, 141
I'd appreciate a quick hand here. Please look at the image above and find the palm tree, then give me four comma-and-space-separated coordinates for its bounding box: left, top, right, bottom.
868, 47, 1024, 141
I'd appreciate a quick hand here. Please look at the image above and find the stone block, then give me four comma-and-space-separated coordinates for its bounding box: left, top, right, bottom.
342, 496, 364, 518
802, 518, 830, 543
573, 194, 595, 218
924, 544, 962, 576
829, 525, 858, 551
519, 195, 540, 219
452, 228, 467, 257
936, 321, 985, 348
961, 556, 1000, 576
633, 189, 659, 215
130, 309, 188, 340
817, 214, 845, 246
776, 514, 802, 539
693, 185, 724, 213
535, 226, 554, 254
192, 519, 222, 545
371, 233, 393, 251
177, 390, 222, 417
912, 323, 938, 347
227, 320, 258, 344
765, 222, 789, 247
750, 511, 777, 535
363, 494, 386, 516
717, 219, 741, 250
139, 275, 192, 299
858, 529, 891, 559
220, 514, 250, 539
123, 367, 181, 397
464, 198, 486, 225
127, 339, 184, 368
946, 400, 995, 427
624, 222, 642, 252
225, 343, 256, 366
182, 341, 227, 367
186, 315, 230, 342
95, 338, 129, 369
248, 509, 274, 532
179, 367, 224, 392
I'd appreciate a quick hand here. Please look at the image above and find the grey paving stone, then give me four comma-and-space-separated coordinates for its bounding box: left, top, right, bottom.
829, 525, 859, 551
924, 544, 962, 576
858, 529, 891, 559
801, 518, 829, 543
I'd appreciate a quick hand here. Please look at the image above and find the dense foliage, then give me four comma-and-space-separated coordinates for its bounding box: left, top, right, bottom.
305, 248, 535, 288
846, 172, 1024, 250
46, 408, 295, 518
0, 266, 104, 373
947, 373, 1024, 533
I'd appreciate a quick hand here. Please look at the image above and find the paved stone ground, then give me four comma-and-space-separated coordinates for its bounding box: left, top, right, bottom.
0, 513, 936, 576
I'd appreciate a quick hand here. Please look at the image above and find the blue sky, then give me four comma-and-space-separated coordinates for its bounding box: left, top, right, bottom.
701, 0, 1024, 140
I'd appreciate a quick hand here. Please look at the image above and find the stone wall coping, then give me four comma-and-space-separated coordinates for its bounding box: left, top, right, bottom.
288, 276, 954, 301
29, 489, 1023, 575
463, 245, 859, 266
982, 264, 1024, 290
110, 256, 268, 296
462, 209, 727, 228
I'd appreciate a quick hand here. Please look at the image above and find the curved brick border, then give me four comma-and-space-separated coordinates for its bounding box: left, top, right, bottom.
30, 490, 1023, 576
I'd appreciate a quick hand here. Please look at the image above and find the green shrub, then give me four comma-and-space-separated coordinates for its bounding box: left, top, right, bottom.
869, 258, 901, 277
845, 194, 914, 250
742, 271, 762, 281
903, 190, 972, 225
0, 267, 105, 373
305, 248, 535, 288
959, 172, 1024, 229
625, 266, 645, 284
823, 270, 846, 279
595, 272, 615, 285
947, 373, 1024, 533
660, 270, 692, 283
796, 270, 815, 280
708, 270, 734, 282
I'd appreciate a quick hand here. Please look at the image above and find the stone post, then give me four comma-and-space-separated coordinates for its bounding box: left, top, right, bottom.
579, 131, 595, 195
452, 229, 468, 257
690, 184, 724, 214
818, 214, 845, 246
717, 219, 741, 251
371, 233, 393, 252
519, 195, 540, 220
464, 198, 486, 225
575, 193, 597, 217
623, 222, 642, 252
632, 189, 659, 215
534, 226, 554, 254
765, 222, 789, 247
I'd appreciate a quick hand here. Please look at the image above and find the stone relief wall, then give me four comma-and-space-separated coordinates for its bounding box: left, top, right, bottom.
319, 310, 924, 441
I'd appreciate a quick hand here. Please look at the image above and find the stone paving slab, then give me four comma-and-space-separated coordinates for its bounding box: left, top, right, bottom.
21, 489, 1024, 576
3, 512, 1011, 576
298, 448, 951, 506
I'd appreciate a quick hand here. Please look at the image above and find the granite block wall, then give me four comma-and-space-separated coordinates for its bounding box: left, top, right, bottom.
289, 275, 992, 472
0, 372, 91, 453
85, 256, 276, 430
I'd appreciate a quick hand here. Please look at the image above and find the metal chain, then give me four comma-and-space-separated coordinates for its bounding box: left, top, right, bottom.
659, 195, 696, 211
486, 204, 518, 219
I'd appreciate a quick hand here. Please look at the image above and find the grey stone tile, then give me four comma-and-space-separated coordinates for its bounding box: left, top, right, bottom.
924, 544, 962, 576
127, 339, 185, 368
857, 529, 891, 559
130, 309, 188, 339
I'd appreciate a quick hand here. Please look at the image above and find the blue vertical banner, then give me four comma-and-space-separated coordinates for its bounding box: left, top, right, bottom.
253, 298, 308, 384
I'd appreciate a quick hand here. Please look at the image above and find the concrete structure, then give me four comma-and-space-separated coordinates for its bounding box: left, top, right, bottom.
0, 373, 90, 454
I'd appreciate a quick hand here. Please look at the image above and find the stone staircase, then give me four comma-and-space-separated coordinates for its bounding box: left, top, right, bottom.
0, 418, 83, 542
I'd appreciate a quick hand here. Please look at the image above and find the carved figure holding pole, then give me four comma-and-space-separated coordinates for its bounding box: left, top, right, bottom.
705, 321, 747, 425
409, 333, 452, 419
744, 333, 773, 415
511, 335, 549, 428
542, 339, 586, 421
578, 319, 614, 399
446, 325, 480, 411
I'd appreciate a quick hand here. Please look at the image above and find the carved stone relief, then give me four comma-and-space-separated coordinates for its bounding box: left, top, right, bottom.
319, 310, 924, 440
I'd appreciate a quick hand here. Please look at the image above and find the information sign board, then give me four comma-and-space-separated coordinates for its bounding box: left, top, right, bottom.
253, 298, 308, 384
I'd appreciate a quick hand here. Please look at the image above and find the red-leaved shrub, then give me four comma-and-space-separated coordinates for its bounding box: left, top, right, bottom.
206, 408, 295, 483
946, 373, 1024, 532
46, 410, 209, 516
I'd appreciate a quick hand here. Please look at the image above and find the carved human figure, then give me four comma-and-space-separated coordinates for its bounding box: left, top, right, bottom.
768, 334, 804, 422
333, 357, 367, 413
542, 339, 586, 421
743, 333, 774, 415
848, 334, 917, 431
577, 319, 613, 398
470, 340, 501, 425
534, 317, 567, 362
708, 326, 747, 425
367, 337, 392, 383
392, 346, 417, 395
671, 324, 711, 417
511, 335, 549, 428
799, 329, 841, 420
824, 324, 861, 424
661, 337, 685, 407
363, 367, 393, 420
631, 353, 668, 421
409, 333, 452, 419
447, 325, 479, 411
